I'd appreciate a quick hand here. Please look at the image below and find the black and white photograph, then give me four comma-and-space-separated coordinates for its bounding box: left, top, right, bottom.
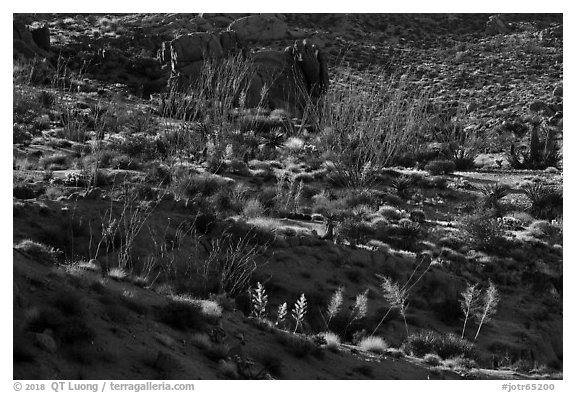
10, 4, 567, 384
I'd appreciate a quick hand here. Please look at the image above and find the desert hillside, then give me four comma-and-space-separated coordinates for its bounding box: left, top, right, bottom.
13, 13, 562, 380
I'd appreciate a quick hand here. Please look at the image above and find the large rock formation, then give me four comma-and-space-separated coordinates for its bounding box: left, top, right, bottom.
165, 25, 329, 117
228, 14, 288, 42
486, 14, 510, 35
246, 40, 329, 116
165, 30, 245, 88
13, 18, 51, 59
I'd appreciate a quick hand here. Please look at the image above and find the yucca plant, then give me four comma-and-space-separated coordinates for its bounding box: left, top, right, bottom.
480, 182, 510, 209
250, 282, 268, 319
292, 294, 308, 333
522, 184, 563, 220
391, 175, 412, 199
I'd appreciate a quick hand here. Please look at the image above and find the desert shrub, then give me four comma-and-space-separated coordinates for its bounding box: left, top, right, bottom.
404, 330, 476, 360
195, 228, 265, 296
39, 153, 70, 170
442, 355, 478, 370
378, 205, 402, 220
171, 171, 223, 199
424, 160, 456, 176
109, 134, 167, 160
242, 198, 266, 218
423, 353, 442, 366
523, 184, 562, 220
15, 239, 60, 263
358, 336, 389, 354
459, 213, 507, 252
526, 220, 562, 244
37, 90, 56, 107
145, 163, 172, 186
336, 218, 375, 246
311, 191, 349, 219
410, 209, 426, 223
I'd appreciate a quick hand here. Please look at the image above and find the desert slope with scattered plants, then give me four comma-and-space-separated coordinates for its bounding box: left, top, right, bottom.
13, 13, 562, 380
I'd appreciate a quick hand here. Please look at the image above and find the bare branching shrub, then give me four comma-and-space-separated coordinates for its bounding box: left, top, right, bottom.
199, 231, 263, 297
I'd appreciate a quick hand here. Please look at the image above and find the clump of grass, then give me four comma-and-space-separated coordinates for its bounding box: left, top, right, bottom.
358, 336, 388, 354
404, 330, 476, 360
423, 353, 442, 366
320, 331, 341, 351
242, 198, 266, 218
107, 267, 128, 281
15, 239, 60, 263
424, 160, 456, 176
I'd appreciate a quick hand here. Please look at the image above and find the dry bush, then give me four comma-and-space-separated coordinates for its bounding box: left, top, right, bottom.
358, 336, 389, 354
404, 330, 476, 360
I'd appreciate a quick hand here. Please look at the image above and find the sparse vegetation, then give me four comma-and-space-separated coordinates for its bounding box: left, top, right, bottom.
12, 13, 563, 380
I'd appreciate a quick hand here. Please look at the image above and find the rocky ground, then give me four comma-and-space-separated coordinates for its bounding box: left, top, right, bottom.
13, 13, 563, 380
